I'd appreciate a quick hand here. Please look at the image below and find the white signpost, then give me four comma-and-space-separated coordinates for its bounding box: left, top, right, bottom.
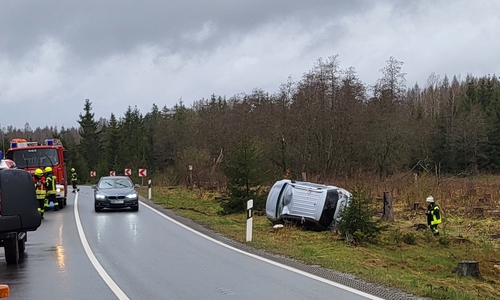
110, 171, 115, 176
148, 179, 152, 200
90, 171, 96, 177
124, 168, 131, 176
246, 199, 253, 242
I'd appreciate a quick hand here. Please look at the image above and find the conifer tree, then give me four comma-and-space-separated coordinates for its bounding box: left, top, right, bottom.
221, 137, 266, 214
337, 186, 385, 244
77, 99, 100, 175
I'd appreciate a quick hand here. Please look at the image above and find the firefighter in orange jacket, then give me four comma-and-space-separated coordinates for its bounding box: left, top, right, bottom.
45, 166, 59, 211
34, 168, 47, 219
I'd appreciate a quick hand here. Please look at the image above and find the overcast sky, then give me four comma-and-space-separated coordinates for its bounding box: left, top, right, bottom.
1, 0, 499, 130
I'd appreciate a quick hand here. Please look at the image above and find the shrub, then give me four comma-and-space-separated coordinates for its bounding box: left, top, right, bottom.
402, 233, 417, 245
438, 236, 451, 246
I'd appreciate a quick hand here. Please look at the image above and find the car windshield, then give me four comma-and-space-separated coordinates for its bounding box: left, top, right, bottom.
98, 178, 133, 189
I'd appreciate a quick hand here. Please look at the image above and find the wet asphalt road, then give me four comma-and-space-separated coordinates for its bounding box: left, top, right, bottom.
0, 186, 381, 300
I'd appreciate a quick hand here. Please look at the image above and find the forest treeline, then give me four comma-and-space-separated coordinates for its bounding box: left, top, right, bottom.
2, 55, 500, 188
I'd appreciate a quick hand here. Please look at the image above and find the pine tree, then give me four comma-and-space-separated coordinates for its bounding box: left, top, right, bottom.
77, 99, 101, 174
337, 186, 385, 245
221, 137, 266, 214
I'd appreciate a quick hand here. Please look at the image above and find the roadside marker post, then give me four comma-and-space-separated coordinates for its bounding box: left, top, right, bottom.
148, 179, 152, 200
246, 199, 253, 242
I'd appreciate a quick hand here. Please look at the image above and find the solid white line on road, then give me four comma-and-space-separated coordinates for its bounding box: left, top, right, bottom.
74, 193, 130, 300
141, 201, 384, 300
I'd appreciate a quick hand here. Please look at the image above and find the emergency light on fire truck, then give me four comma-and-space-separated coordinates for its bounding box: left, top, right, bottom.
9, 138, 63, 148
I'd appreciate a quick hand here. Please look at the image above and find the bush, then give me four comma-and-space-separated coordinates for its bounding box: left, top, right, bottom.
402, 233, 417, 245
438, 236, 451, 246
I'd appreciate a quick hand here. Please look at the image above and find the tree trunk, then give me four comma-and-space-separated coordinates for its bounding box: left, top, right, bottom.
452, 260, 483, 279
301, 172, 307, 181
382, 191, 394, 222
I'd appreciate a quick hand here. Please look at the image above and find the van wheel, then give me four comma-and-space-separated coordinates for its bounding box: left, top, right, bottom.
5, 238, 19, 265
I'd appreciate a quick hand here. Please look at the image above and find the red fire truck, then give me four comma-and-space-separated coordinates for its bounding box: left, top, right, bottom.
5, 138, 68, 209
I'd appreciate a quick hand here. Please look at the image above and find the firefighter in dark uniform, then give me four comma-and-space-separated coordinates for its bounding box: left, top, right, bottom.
70, 168, 79, 192
45, 166, 59, 211
425, 195, 442, 236
34, 168, 47, 219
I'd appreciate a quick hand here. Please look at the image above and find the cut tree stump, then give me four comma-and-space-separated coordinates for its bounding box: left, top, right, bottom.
413, 202, 421, 211
452, 260, 483, 279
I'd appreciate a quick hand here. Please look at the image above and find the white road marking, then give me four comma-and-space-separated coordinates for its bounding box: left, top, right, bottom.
141, 201, 384, 300
74, 193, 130, 300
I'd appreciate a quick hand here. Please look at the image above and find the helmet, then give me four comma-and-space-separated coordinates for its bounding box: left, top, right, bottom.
71, 168, 75, 172
34, 168, 43, 176
426, 195, 434, 203
45, 166, 53, 173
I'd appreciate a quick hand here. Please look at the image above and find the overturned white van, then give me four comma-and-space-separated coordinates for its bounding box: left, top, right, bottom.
265, 179, 352, 230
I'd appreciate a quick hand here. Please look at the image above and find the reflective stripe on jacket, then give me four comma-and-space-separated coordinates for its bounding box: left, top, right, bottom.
35, 179, 47, 200
71, 172, 78, 182
46, 175, 57, 195
430, 204, 442, 225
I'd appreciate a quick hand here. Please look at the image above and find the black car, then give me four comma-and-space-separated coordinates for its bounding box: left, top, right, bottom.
93, 176, 139, 212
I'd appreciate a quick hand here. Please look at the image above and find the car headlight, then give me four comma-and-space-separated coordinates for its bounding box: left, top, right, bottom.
57, 188, 61, 193
126, 193, 138, 199
95, 194, 106, 200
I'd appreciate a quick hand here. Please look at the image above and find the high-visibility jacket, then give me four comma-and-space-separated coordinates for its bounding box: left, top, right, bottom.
71, 172, 78, 182
46, 175, 57, 195
427, 203, 442, 225
34, 177, 47, 200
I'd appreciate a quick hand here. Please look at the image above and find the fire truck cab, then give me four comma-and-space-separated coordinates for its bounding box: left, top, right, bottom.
5, 138, 68, 209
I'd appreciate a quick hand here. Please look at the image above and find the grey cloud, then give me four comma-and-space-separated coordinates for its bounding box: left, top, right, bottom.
1, 0, 372, 61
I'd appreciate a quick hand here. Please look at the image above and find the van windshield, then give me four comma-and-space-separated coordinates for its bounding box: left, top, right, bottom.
7, 149, 59, 168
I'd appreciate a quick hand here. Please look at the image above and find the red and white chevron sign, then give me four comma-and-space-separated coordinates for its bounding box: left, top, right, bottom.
90, 171, 96, 177
110, 171, 116, 176
138, 169, 147, 177
124, 169, 131, 176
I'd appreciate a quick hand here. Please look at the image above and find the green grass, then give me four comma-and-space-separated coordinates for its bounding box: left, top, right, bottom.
139, 187, 500, 300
